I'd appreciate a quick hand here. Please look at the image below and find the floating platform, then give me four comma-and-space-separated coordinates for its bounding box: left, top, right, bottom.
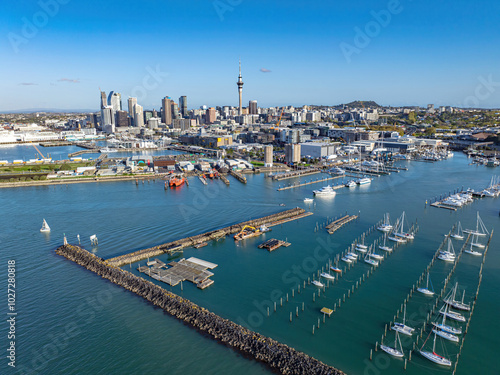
430, 202, 458, 211
277, 175, 342, 191
325, 215, 358, 234
258, 239, 291, 252
321, 307, 333, 316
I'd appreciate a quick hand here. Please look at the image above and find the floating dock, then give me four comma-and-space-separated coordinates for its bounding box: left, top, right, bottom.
430, 202, 457, 211
107, 208, 312, 267
258, 238, 291, 252
325, 215, 358, 234
229, 169, 247, 184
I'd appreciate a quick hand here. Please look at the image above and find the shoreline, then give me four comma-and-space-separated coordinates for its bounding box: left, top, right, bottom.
0, 174, 157, 188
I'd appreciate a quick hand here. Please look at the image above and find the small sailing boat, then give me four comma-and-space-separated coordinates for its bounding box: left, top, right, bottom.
364, 247, 379, 266
330, 266, 342, 274
341, 256, 352, 263
379, 233, 393, 252
432, 305, 460, 342
355, 235, 368, 252
470, 233, 485, 249
432, 304, 462, 335
417, 273, 434, 296
438, 239, 456, 262
463, 212, 489, 237
392, 304, 414, 336
464, 240, 482, 256
40, 219, 50, 233
377, 213, 393, 232
368, 245, 384, 261
312, 280, 324, 287
444, 283, 470, 311
380, 330, 404, 358
320, 272, 335, 281
450, 222, 464, 240
419, 331, 452, 366
439, 301, 466, 322
392, 211, 414, 240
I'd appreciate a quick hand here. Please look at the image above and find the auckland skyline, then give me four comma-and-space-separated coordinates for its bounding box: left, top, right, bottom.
1, 0, 500, 111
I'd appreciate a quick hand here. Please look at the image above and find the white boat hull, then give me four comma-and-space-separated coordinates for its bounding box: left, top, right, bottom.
420, 351, 452, 366
432, 329, 459, 343
392, 324, 414, 336
380, 345, 404, 358
379, 245, 392, 252
417, 288, 434, 296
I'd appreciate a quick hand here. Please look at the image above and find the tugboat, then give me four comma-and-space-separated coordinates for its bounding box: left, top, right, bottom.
169, 176, 186, 187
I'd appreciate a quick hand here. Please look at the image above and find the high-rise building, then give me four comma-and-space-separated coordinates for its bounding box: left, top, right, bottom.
100, 91, 107, 109
115, 111, 129, 127
179, 96, 187, 117
206, 107, 216, 124
249, 100, 258, 115
236, 60, 244, 116
108, 92, 122, 112
285, 144, 301, 165
101, 106, 114, 126
172, 102, 180, 120
161, 97, 172, 125
134, 104, 144, 127
128, 97, 137, 118
264, 145, 273, 167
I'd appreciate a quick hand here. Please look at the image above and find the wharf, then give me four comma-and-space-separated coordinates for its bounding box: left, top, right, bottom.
258, 238, 291, 252
430, 202, 457, 211
344, 167, 388, 176
40, 141, 73, 147
325, 215, 358, 234
229, 169, 247, 184
219, 174, 230, 185
277, 175, 342, 191
272, 168, 320, 181
107, 208, 312, 267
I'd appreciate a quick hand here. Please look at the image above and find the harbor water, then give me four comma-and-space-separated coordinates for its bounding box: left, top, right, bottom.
1, 149, 499, 374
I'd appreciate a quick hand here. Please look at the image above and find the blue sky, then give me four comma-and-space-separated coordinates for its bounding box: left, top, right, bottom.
1, 0, 500, 111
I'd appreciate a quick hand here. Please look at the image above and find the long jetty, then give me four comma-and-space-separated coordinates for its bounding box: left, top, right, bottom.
107, 208, 312, 267
277, 175, 343, 191
229, 169, 247, 184
56, 245, 343, 375
272, 168, 320, 181
325, 215, 358, 234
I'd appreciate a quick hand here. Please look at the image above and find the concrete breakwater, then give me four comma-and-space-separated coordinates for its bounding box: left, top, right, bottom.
107, 207, 310, 267
56, 245, 343, 375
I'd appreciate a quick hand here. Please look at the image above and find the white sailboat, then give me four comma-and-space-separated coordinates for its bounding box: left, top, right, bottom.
463, 212, 489, 237
369, 245, 384, 261
444, 283, 470, 311
392, 211, 414, 240
432, 304, 462, 335
438, 239, 456, 262
439, 302, 466, 322
470, 233, 485, 249
417, 273, 434, 296
40, 219, 50, 232
450, 221, 464, 240
380, 330, 405, 358
341, 256, 352, 263
379, 233, 393, 252
419, 332, 452, 367
464, 240, 482, 256
320, 272, 335, 281
377, 213, 393, 232
312, 280, 324, 287
392, 304, 414, 336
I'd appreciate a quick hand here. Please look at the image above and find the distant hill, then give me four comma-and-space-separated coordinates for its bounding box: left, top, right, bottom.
0, 108, 96, 114
343, 101, 381, 108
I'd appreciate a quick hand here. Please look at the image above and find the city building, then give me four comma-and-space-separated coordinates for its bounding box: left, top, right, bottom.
134, 104, 144, 127
128, 97, 137, 118
115, 110, 129, 127
299, 142, 339, 159
249, 100, 258, 115
162, 97, 172, 125
206, 107, 216, 124
264, 145, 273, 167
285, 144, 301, 164
179, 96, 187, 117
108, 92, 122, 112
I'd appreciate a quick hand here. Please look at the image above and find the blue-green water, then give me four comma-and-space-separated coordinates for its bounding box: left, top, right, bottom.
1, 151, 499, 375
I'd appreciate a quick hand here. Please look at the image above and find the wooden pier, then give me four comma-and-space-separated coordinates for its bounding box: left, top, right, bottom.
107, 208, 312, 267
220, 174, 230, 185
277, 175, 343, 191
325, 215, 358, 234
430, 202, 457, 211
272, 168, 320, 181
229, 169, 247, 184
258, 238, 291, 252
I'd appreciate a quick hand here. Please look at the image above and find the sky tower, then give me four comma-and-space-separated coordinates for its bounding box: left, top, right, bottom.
237, 59, 244, 115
